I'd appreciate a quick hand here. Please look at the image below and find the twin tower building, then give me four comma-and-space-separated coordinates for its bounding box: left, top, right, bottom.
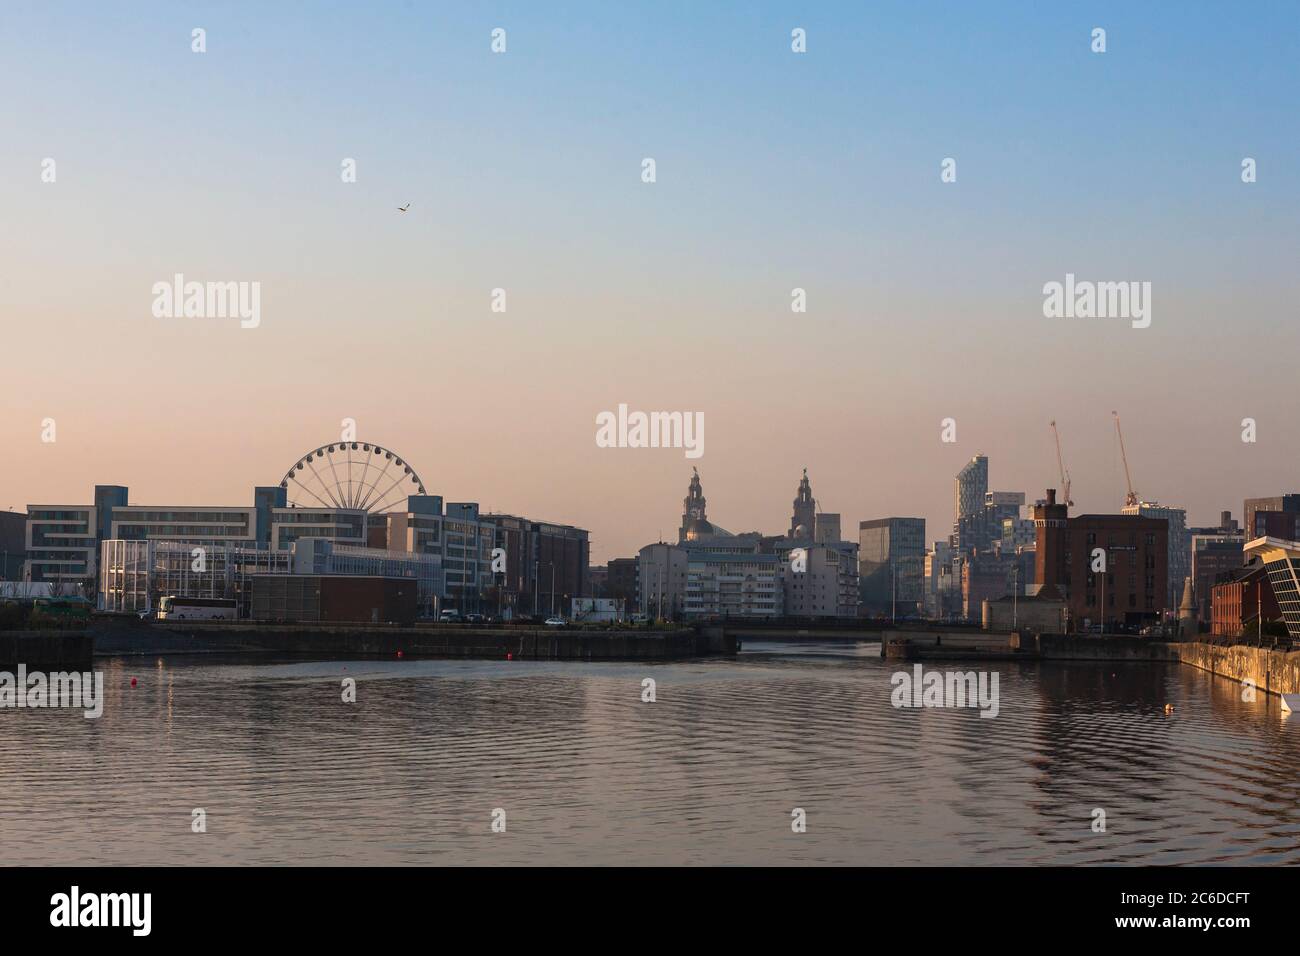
637, 468, 858, 620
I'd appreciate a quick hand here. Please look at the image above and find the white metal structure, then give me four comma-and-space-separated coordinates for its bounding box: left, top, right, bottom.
280, 442, 426, 516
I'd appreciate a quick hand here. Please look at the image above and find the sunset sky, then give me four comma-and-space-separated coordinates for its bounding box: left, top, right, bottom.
3, 1, 1298, 561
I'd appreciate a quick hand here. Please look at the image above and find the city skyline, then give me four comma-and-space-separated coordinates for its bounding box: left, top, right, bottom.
5, 433, 1282, 567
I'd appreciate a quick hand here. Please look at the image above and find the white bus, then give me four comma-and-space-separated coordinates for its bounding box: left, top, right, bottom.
156, 596, 238, 621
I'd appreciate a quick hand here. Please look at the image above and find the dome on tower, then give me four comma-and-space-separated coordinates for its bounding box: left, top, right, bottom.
684, 517, 715, 541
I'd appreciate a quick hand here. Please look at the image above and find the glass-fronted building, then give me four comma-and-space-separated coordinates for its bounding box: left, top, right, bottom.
1246, 537, 1300, 641
858, 517, 926, 616
99, 537, 441, 617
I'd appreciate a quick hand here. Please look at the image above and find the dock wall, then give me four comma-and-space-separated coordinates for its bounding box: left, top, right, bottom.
0, 631, 94, 670
1175, 642, 1300, 697
88, 619, 734, 661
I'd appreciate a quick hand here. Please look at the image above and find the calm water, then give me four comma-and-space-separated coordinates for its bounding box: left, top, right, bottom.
3, 640, 1299, 865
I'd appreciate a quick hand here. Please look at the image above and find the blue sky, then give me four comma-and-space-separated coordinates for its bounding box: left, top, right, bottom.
2, 1, 1298, 557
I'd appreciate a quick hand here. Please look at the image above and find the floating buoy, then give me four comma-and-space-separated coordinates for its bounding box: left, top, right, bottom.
130, 677, 137, 688
507, 652, 513, 661
1164, 703, 1174, 715
396, 650, 403, 659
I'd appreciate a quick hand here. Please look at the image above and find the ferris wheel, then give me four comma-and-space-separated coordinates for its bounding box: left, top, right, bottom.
280, 442, 426, 514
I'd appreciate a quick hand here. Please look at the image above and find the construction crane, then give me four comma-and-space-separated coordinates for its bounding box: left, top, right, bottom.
1112, 410, 1139, 508
1049, 420, 1073, 507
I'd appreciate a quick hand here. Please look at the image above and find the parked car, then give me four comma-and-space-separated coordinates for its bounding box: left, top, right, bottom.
544, 616, 566, 627
465, 613, 485, 624
439, 609, 463, 623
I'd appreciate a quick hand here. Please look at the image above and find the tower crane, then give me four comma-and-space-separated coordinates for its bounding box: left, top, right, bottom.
1049, 420, 1073, 507
1112, 410, 1139, 508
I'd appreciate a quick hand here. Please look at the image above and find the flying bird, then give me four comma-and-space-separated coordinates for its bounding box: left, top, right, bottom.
397, 203, 411, 212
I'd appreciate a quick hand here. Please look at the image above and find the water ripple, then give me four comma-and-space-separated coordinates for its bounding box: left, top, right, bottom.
0, 642, 1297, 864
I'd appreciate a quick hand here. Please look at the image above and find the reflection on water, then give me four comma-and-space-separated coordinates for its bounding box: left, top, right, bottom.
1, 641, 1298, 865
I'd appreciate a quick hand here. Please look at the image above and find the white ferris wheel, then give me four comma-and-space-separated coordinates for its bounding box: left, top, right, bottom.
279, 442, 426, 514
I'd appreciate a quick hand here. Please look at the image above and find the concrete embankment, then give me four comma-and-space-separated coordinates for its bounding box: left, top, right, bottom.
882, 630, 1300, 698
1175, 642, 1300, 697
1029, 634, 1180, 661
883, 630, 1184, 662
721, 622, 890, 642
0, 631, 94, 669
89, 618, 734, 661
882, 630, 1020, 660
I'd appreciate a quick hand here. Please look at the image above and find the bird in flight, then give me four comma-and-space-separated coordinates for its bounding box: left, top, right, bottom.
397, 203, 411, 212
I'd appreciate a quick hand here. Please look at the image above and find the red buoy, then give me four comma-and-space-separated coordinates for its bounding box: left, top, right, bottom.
396, 650, 404, 659
507, 652, 513, 661
130, 677, 137, 688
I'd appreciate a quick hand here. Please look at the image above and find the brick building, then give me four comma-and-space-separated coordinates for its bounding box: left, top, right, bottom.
1033, 489, 1169, 630
1211, 562, 1280, 638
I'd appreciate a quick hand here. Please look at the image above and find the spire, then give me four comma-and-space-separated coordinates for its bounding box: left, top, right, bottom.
790, 468, 816, 540
680, 468, 711, 543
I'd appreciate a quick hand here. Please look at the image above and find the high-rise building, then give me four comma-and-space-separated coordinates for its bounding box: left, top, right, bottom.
1250, 511, 1300, 540
858, 517, 925, 617
955, 456, 988, 521
962, 551, 1017, 621
953, 458, 1013, 552
485, 512, 589, 617
1122, 500, 1189, 611
1034, 489, 1169, 629
923, 541, 958, 619
443, 503, 499, 614
1189, 513, 1245, 619
385, 495, 501, 613
1243, 495, 1300, 541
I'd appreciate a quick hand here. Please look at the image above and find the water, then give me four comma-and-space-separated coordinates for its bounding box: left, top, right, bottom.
2, 640, 1299, 865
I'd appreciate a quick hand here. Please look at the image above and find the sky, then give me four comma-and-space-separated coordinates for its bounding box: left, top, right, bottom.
2, 1, 1298, 561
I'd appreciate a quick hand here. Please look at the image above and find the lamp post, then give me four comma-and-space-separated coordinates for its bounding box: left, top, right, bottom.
1012, 557, 1019, 631
891, 555, 897, 624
